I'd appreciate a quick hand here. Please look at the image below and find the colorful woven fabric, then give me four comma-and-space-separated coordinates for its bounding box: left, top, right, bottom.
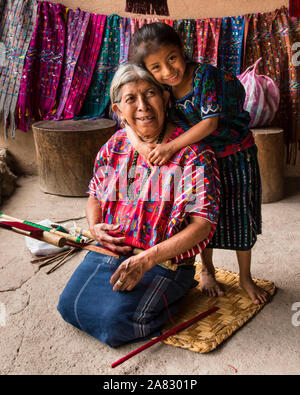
47, 8, 90, 120
208, 145, 262, 250
289, 0, 300, 17
130, 16, 159, 35
173, 19, 196, 61
61, 13, 106, 119
218, 16, 245, 75
0, 0, 38, 138
244, 6, 300, 162
78, 14, 120, 118
119, 17, 131, 64
193, 18, 222, 66
88, 127, 220, 263
16, 1, 66, 131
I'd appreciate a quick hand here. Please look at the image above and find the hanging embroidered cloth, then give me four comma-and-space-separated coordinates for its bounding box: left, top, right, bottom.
16, 1, 66, 132
289, 0, 300, 16
125, 0, 169, 16
47, 8, 90, 120
0, 0, 6, 22
244, 6, 300, 163
78, 14, 120, 119
130, 16, 159, 35
119, 17, 131, 64
218, 16, 245, 75
193, 18, 222, 66
62, 13, 106, 119
49, 11, 106, 120
0, 0, 38, 138
173, 19, 196, 61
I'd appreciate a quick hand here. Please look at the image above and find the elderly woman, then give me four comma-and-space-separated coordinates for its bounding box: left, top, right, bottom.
57, 63, 220, 347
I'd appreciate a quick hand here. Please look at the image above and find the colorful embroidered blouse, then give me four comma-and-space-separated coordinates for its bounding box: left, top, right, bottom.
88, 127, 220, 264
169, 63, 255, 158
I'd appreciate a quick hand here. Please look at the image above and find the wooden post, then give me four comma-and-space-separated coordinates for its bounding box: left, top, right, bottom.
251, 127, 285, 203
32, 119, 117, 197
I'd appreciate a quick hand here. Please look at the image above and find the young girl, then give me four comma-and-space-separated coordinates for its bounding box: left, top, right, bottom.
127, 22, 269, 305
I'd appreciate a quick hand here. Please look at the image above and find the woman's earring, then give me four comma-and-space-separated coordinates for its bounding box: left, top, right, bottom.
120, 120, 126, 128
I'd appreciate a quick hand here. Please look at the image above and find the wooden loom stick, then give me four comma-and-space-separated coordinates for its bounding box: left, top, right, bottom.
0, 213, 83, 243
111, 306, 219, 368
0, 221, 67, 247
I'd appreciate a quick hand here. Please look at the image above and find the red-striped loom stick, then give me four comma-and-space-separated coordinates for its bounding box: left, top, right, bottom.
111, 305, 219, 368
0, 220, 67, 247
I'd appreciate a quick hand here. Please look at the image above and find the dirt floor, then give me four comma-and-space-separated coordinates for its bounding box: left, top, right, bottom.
0, 175, 299, 375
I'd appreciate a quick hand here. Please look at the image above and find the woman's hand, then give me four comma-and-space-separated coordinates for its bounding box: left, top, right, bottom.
90, 223, 132, 255
110, 252, 152, 292
147, 142, 175, 166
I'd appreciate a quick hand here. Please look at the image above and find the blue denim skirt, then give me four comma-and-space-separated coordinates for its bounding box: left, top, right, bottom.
57, 250, 196, 347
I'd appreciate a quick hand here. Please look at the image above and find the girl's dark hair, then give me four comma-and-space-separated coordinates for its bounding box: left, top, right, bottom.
129, 22, 183, 67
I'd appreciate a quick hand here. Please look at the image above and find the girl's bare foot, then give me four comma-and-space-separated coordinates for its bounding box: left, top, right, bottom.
239, 276, 269, 305
200, 269, 225, 297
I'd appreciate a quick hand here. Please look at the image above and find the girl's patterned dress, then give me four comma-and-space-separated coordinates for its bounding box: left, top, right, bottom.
169, 63, 262, 250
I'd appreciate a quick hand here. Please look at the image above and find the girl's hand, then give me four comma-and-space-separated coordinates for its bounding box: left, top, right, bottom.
110, 252, 152, 292
137, 141, 156, 166
148, 142, 175, 166
90, 223, 132, 255
125, 124, 155, 167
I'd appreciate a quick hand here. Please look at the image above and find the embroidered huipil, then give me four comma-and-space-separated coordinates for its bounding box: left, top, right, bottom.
88, 127, 220, 264
169, 63, 255, 158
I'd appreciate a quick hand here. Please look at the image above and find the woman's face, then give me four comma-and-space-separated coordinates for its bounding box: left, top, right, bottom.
144, 44, 186, 87
113, 79, 168, 140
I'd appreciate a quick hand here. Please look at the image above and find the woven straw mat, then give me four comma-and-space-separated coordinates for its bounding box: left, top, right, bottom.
161, 262, 276, 353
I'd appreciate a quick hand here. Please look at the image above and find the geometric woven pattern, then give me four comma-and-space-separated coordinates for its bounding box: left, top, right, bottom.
161, 262, 276, 353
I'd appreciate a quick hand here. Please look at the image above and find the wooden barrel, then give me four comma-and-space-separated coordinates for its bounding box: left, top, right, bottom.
32, 119, 117, 197
251, 127, 285, 203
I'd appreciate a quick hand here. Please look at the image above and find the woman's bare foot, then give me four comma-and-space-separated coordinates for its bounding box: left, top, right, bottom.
239, 276, 269, 305
200, 269, 225, 297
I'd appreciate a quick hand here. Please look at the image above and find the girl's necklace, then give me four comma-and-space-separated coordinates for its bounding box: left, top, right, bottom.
127, 122, 167, 201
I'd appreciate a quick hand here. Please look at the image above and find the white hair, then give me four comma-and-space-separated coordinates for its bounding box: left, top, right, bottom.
110, 62, 165, 106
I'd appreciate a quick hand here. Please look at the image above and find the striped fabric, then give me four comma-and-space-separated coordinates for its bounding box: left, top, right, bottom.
0, 0, 38, 137
60, 13, 106, 119
15, 1, 66, 131
208, 145, 262, 251
173, 19, 196, 60
244, 6, 300, 162
218, 16, 245, 75
47, 8, 90, 120
119, 17, 131, 64
193, 18, 222, 66
78, 14, 120, 118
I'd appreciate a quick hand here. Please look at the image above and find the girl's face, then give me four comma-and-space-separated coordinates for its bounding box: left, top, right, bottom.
144, 44, 186, 88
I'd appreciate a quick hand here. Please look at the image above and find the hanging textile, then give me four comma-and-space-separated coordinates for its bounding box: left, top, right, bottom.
244, 6, 300, 163
15, 1, 66, 131
119, 17, 131, 64
130, 16, 159, 35
47, 8, 90, 120
0, 0, 6, 24
62, 13, 106, 119
173, 19, 196, 61
193, 18, 222, 66
218, 16, 245, 75
78, 14, 120, 119
0, 0, 38, 138
289, 0, 300, 17
125, 0, 169, 16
